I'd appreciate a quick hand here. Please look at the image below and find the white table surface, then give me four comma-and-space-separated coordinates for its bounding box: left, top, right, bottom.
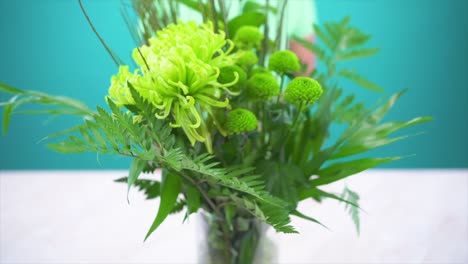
0, 169, 467, 264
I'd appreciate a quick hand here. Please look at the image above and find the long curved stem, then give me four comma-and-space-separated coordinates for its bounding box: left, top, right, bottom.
78, 0, 121, 67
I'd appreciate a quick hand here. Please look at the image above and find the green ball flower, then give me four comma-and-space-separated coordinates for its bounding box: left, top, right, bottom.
234, 26, 263, 49
284, 77, 323, 105
268, 50, 300, 74
225, 109, 258, 134
237, 50, 258, 67
246, 73, 280, 100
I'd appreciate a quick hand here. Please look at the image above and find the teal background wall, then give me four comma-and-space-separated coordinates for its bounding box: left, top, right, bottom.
0, 0, 467, 169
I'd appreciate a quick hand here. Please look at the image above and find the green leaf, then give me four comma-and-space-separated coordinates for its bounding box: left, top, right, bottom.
331, 116, 431, 159
238, 230, 257, 264
367, 89, 406, 124
38, 125, 87, 144
144, 172, 182, 241
115, 177, 161, 200
291, 210, 328, 229
291, 36, 327, 61
259, 161, 306, 207
299, 187, 361, 209
338, 48, 380, 60
242, 1, 277, 14
224, 204, 236, 231
128, 158, 147, 198
0, 82, 26, 94
338, 69, 384, 92
228, 12, 266, 38
341, 186, 361, 235
185, 184, 201, 214
313, 24, 335, 52
312, 157, 400, 186
2, 103, 13, 135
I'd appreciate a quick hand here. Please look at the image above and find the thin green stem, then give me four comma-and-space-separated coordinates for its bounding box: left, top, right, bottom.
78, 0, 121, 67
168, 0, 178, 24
217, 0, 229, 39
277, 74, 285, 103
208, 0, 219, 33
275, 0, 289, 50
259, 0, 270, 66
281, 101, 305, 151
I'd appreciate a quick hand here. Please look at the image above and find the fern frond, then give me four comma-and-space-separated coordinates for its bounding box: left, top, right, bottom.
341, 186, 361, 235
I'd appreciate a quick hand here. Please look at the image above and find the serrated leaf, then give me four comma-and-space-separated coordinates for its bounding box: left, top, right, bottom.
144, 172, 182, 241
115, 177, 161, 200
259, 161, 306, 207
338, 69, 384, 92
338, 48, 380, 60
291, 35, 327, 61
313, 24, 335, 51
341, 186, 360, 235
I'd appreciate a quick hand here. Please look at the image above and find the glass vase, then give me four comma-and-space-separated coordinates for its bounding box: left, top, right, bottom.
198, 212, 278, 264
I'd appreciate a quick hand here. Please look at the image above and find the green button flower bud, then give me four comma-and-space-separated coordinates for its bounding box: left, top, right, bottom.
225, 109, 258, 134
234, 26, 263, 50
237, 50, 258, 67
284, 77, 323, 105
246, 73, 280, 100
268, 50, 300, 74
251, 67, 273, 76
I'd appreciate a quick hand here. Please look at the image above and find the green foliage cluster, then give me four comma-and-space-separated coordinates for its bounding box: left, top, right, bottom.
0, 1, 431, 264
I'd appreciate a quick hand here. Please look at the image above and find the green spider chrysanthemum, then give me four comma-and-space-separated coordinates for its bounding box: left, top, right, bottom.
246, 73, 280, 100
268, 50, 300, 74
225, 109, 258, 135
284, 77, 323, 106
233, 26, 263, 50
108, 21, 240, 152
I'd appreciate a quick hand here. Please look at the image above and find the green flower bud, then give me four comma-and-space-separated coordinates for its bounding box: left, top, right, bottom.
237, 50, 258, 66
234, 26, 263, 50
251, 67, 273, 76
284, 77, 323, 105
246, 73, 280, 100
225, 109, 258, 134
268, 50, 300, 74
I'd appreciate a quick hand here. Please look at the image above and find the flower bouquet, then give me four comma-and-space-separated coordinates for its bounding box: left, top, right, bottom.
0, 1, 431, 263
